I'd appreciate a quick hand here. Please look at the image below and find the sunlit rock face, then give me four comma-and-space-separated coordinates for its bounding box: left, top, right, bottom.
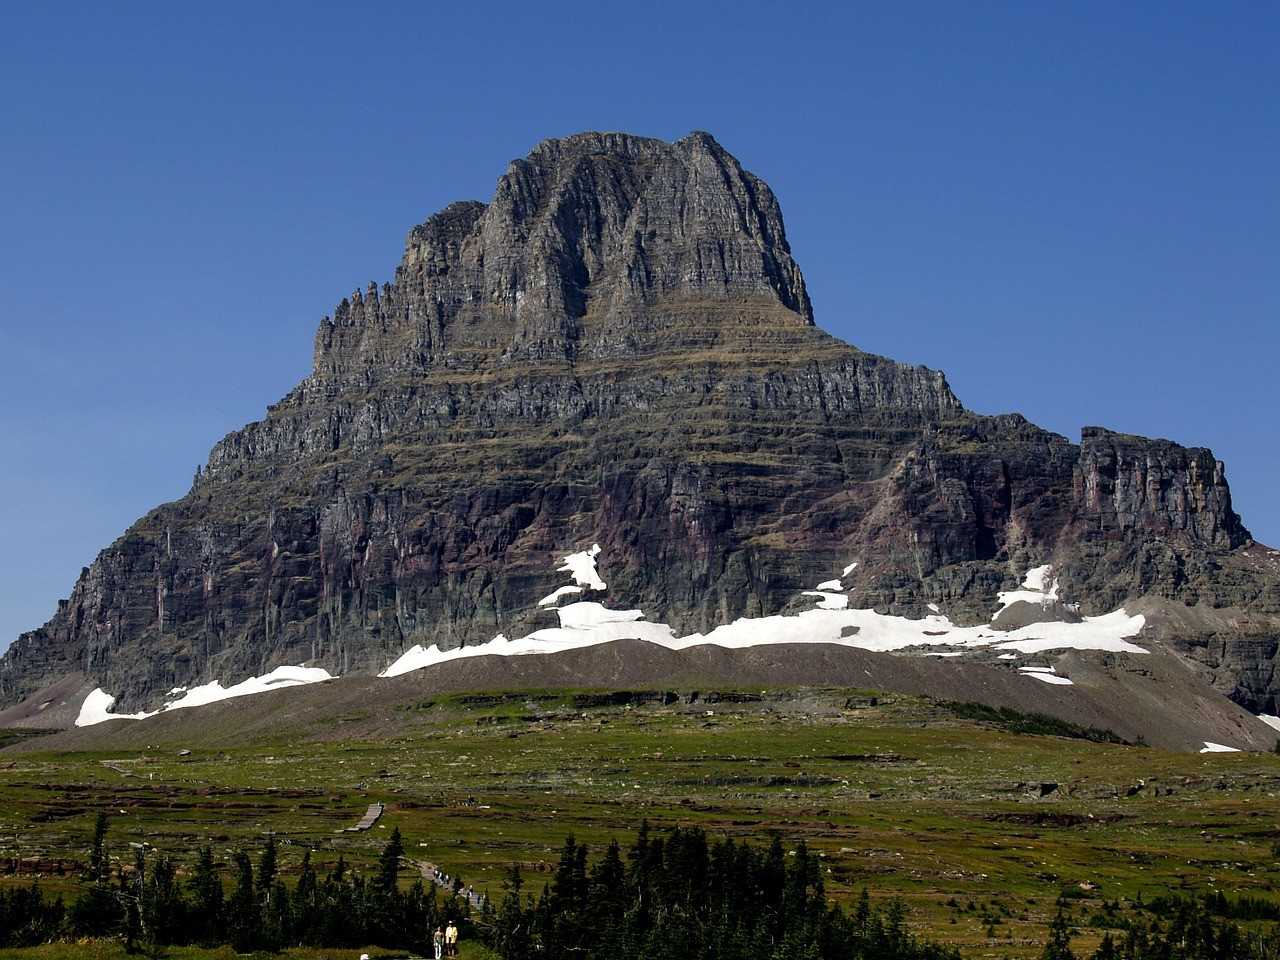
1, 131, 1272, 715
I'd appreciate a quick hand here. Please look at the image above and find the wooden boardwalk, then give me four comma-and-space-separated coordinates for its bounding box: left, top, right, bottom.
345, 801, 384, 832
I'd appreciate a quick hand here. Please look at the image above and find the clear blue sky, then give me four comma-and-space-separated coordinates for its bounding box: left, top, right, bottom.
2, 1, 1277, 653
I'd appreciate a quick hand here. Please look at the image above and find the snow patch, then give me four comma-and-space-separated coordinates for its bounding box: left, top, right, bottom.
816, 579, 842, 591
381, 600, 675, 677
558, 545, 606, 591
1021, 670, 1073, 686
81, 547, 1155, 722
802, 591, 850, 610
382, 545, 1147, 677
538, 585, 583, 607
76, 666, 335, 726
164, 665, 334, 711
993, 610, 1146, 654
842, 561, 859, 576
996, 564, 1060, 615
1258, 714, 1280, 733
75, 689, 154, 727
1200, 742, 1241, 753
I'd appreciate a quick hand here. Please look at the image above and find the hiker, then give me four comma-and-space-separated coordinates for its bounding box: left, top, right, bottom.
433, 926, 444, 960
445, 921, 458, 956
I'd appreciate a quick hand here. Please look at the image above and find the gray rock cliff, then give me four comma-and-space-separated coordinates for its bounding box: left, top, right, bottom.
1, 131, 1274, 715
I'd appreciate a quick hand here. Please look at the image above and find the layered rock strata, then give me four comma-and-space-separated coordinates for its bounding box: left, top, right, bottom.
1, 131, 1274, 714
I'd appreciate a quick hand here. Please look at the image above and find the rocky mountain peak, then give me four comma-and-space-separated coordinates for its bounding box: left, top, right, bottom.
1, 132, 1275, 730
316, 131, 813, 386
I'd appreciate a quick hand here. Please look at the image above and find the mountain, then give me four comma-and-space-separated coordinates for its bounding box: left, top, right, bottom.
2, 131, 1278, 743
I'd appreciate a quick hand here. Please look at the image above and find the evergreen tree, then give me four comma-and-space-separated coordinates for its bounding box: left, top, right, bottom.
1041, 907, 1076, 960
368, 827, 407, 945
587, 839, 627, 930
89, 812, 109, 884
67, 883, 123, 938
403, 876, 437, 955
226, 851, 260, 952
257, 835, 278, 900
140, 855, 184, 947
122, 846, 145, 952
375, 826, 405, 897
1089, 932, 1119, 960
290, 849, 320, 945
263, 878, 289, 950
0, 884, 64, 947
68, 813, 123, 940
186, 845, 223, 946
490, 865, 532, 960
316, 854, 362, 946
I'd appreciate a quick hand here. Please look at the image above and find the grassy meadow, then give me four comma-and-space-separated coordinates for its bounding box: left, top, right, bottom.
1, 689, 1278, 958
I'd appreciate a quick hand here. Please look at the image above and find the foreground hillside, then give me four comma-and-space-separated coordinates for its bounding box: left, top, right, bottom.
3, 685, 1278, 958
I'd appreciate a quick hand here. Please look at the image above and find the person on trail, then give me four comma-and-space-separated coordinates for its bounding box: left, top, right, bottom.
433, 926, 444, 960
445, 921, 458, 956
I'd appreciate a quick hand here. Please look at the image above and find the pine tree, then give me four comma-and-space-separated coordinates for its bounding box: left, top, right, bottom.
257, 835, 278, 900
226, 852, 260, 952
187, 846, 223, 946
89, 812, 109, 884
67, 813, 124, 938
140, 855, 184, 947
1041, 907, 1075, 960
291, 849, 320, 945
368, 827, 407, 945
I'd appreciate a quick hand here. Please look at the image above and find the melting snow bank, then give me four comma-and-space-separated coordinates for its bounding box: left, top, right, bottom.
1258, 714, 1280, 733
997, 564, 1060, 611
539, 545, 606, 605
1019, 666, 1073, 685
75, 689, 155, 726
382, 603, 677, 677
381, 600, 1146, 676
163, 666, 334, 710
1200, 742, 1242, 753
383, 552, 1148, 677
76, 665, 335, 727
78, 551, 1152, 727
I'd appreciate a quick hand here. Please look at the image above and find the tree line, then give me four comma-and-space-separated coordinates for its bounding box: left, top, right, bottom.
479, 824, 960, 960
3, 815, 1280, 959
1048, 895, 1280, 960
0, 812, 465, 953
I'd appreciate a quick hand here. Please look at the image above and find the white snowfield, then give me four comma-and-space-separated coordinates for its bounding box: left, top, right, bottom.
559, 544, 606, 590
381, 556, 1144, 675
1019, 666, 1074, 686
1200, 742, 1241, 753
80, 550, 1151, 726
996, 564, 1059, 611
76, 665, 334, 727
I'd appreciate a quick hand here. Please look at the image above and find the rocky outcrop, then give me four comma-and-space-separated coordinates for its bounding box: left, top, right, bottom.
1076, 427, 1247, 550
1, 131, 1274, 714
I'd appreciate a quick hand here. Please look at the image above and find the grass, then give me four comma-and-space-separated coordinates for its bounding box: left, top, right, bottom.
2, 689, 1278, 959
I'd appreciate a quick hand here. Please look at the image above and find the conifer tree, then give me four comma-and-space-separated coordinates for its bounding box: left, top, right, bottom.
226, 852, 260, 952
67, 813, 124, 937
140, 855, 183, 948
187, 845, 223, 946
1041, 907, 1075, 960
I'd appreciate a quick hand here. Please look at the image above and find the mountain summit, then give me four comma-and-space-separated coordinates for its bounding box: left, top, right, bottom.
2, 132, 1277, 737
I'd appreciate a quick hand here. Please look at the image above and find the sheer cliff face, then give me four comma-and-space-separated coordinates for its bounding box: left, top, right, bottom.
1, 132, 1272, 713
